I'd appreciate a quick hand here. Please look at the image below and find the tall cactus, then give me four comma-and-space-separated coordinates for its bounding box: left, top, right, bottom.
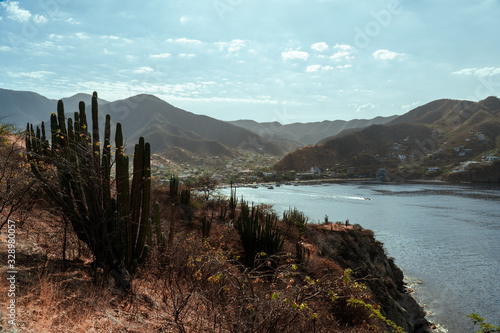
26, 92, 155, 288
235, 200, 286, 267
169, 175, 179, 199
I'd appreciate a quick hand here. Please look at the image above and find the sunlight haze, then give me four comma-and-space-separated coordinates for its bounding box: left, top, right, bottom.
1, 0, 499, 123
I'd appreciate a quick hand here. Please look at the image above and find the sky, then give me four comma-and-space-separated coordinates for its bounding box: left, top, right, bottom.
1, 0, 500, 124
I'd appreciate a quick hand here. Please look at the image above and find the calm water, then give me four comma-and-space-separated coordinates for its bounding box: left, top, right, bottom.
220, 181, 500, 332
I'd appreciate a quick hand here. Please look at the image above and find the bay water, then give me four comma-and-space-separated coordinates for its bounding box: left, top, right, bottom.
220, 181, 500, 332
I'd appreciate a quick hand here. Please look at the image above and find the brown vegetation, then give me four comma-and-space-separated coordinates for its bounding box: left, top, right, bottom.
0, 127, 427, 332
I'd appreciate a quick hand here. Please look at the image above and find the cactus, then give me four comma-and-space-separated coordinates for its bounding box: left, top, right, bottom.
283, 207, 309, 235
180, 188, 190, 206
169, 175, 179, 199
201, 212, 213, 241
180, 188, 193, 223
154, 202, 166, 250
25, 92, 155, 288
220, 203, 227, 221
229, 181, 237, 218
235, 200, 286, 267
168, 204, 176, 249
296, 241, 309, 266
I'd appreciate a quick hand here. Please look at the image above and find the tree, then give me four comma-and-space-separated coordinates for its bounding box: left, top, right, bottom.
197, 173, 218, 201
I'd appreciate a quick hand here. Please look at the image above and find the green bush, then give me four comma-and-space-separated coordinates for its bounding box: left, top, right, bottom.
468, 313, 500, 333
283, 207, 309, 235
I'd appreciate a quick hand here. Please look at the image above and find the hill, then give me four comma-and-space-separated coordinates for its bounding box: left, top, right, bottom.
230, 115, 397, 152
0, 88, 108, 126
0, 88, 55, 126
0, 128, 430, 332
0, 89, 284, 164
97, 94, 285, 158
275, 97, 500, 180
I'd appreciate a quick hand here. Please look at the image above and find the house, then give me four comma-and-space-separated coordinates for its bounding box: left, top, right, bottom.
378, 168, 386, 179
310, 167, 321, 176
297, 172, 315, 179
477, 133, 485, 141
393, 143, 402, 150
426, 167, 440, 173
486, 155, 500, 163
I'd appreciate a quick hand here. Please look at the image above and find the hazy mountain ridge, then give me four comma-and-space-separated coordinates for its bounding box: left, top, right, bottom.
97, 94, 285, 156
275, 96, 500, 178
230, 115, 398, 151
0, 89, 284, 162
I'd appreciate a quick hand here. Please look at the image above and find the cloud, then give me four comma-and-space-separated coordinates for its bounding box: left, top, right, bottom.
355, 103, 377, 113
166, 38, 203, 46
333, 44, 351, 51
311, 42, 329, 52
33, 14, 47, 24
282, 50, 309, 61
178, 53, 196, 58
75, 32, 91, 40
100, 35, 120, 40
133, 67, 155, 74
227, 39, 246, 53
217, 39, 246, 53
149, 53, 171, 59
372, 49, 403, 60
0, 46, 12, 52
7, 71, 55, 79
0, 1, 47, 24
65, 18, 80, 24
401, 101, 420, 111
330, 50, 353, 62
1, 1, 31, 23
180, 15, 190, 24
306, 65, 322, 72
306, 64, 335, 72
48, 34, 64, 41
452, 67, 500, 77
330, 44, 354, 62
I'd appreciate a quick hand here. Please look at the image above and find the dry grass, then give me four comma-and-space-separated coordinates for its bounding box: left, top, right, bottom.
0, 194, 395, 333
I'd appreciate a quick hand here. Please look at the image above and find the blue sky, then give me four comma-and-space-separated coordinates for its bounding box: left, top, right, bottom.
1, 0, 499, 123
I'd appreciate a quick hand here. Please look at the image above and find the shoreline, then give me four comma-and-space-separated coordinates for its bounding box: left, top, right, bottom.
218, 177, 453, 189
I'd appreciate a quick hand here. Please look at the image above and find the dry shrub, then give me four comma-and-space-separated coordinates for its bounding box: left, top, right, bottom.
0, 127, 40, 229
141, 230, 388, 333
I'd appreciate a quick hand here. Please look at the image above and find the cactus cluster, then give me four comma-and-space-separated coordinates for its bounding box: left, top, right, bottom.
25, 92, 154, 287
201, 212, 213, 241
235, 200, 285, 267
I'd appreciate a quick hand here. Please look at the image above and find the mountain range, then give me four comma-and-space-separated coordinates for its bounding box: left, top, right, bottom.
229, 115, 397, 151
3, 88, 497, 177
274, 96, 500, 179
0, 88, 396, 163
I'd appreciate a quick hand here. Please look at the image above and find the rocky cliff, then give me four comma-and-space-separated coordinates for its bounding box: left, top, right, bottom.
306, 225, 431, 333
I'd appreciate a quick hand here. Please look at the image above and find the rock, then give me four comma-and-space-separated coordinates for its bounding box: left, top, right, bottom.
311, 227, 431, 333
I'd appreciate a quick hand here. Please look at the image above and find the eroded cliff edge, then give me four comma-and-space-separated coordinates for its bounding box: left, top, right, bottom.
306, 224, 432, 333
